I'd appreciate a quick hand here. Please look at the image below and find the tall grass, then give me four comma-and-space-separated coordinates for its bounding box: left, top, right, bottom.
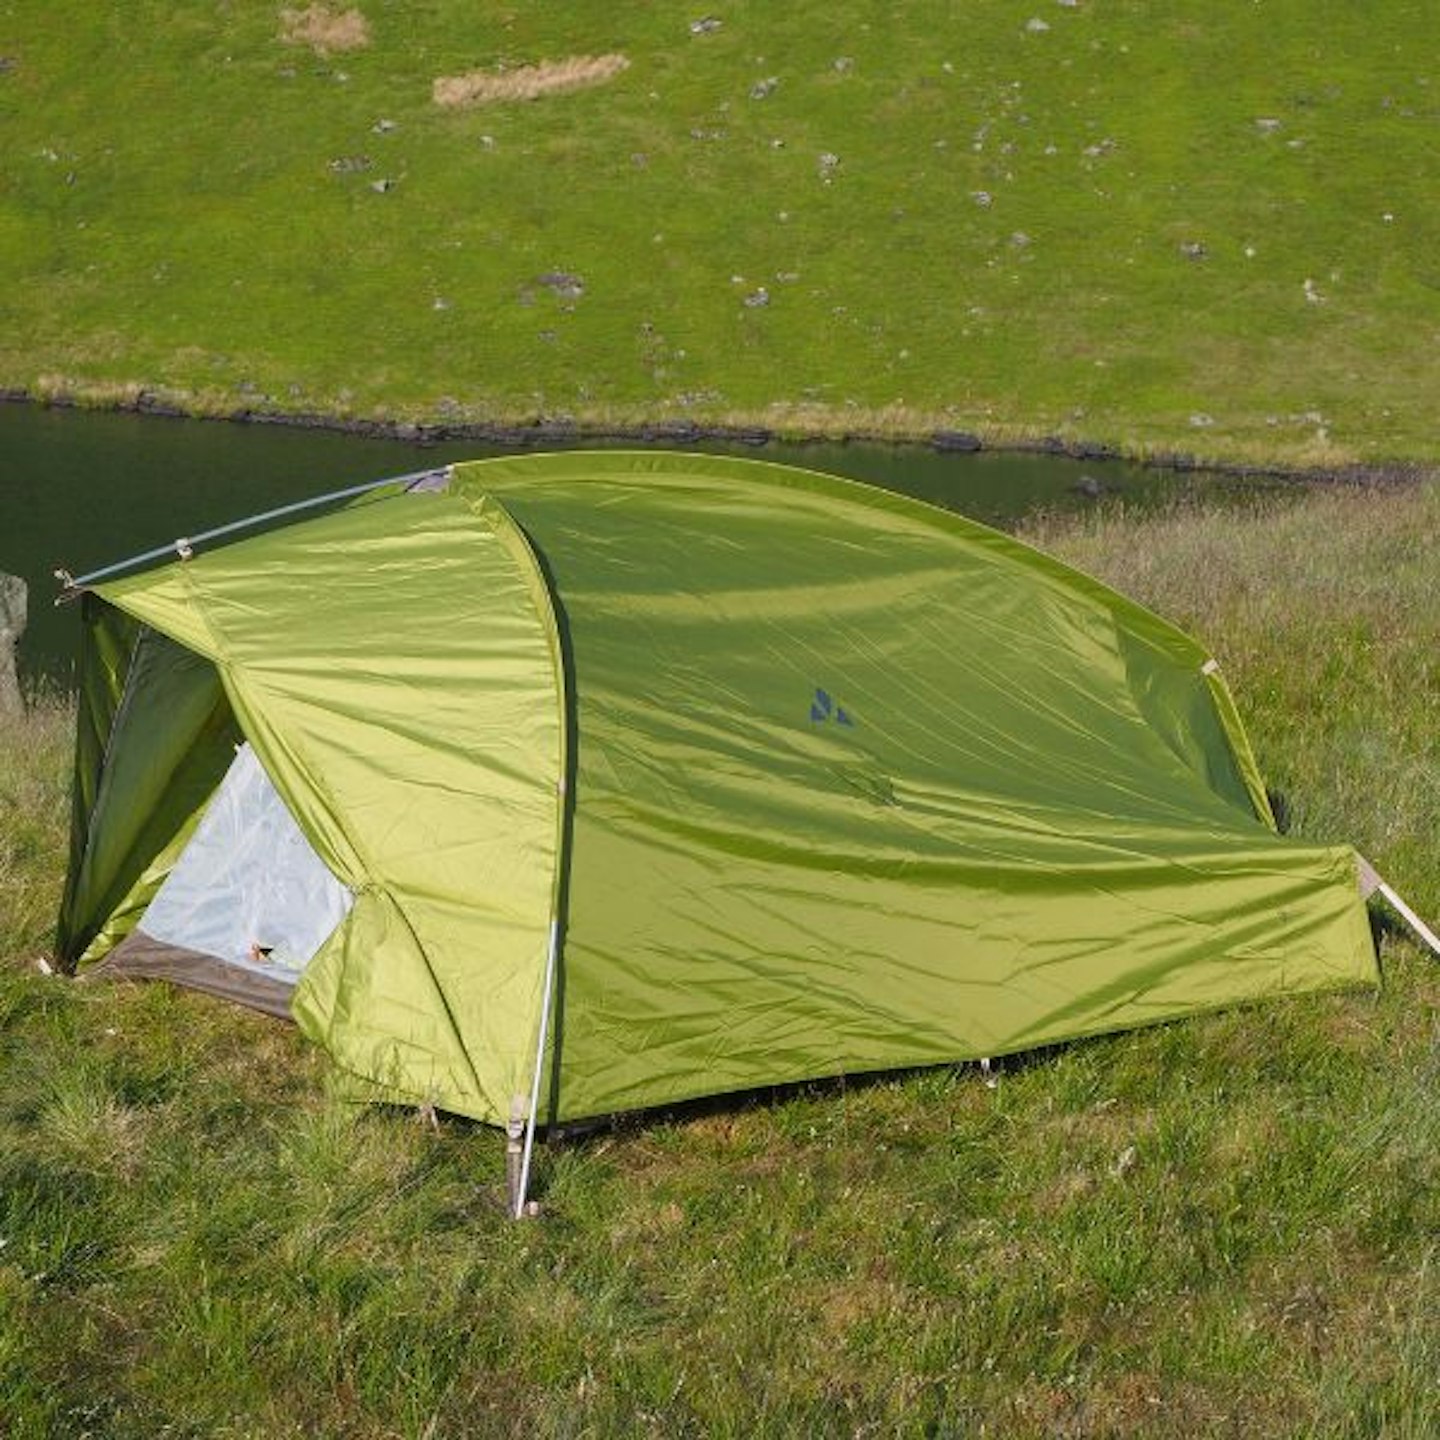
1, 486, 1437, 1436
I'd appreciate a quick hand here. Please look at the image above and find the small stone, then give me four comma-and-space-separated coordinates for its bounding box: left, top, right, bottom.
1383, 211, 1395, 223
369, 177, 395, 193
1112, 1145, 1138, 1177
1026, 17, 1051, 32
1303, 277, 1325, 304
972, 190, 993, 207
1179, 240, 1207, 260
1244, 244, 1257, 257
1010, 231, 1031, 247
328, 154, 372, 173
743, 287, 770, 308
432, 296, 451, 311
833, 56, 854, 73
373, 118, 398, 134
689, 16, 722, 34
537, 271, 585, 299
1189, 413, 1214, 427
750, 76, 779, 100
1255, 117, 1282, 134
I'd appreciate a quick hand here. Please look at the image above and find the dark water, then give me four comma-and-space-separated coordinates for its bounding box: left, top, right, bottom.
0, 403, 1253, 681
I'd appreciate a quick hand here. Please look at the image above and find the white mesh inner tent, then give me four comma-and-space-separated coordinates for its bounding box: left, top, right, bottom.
139, 742, 353, 982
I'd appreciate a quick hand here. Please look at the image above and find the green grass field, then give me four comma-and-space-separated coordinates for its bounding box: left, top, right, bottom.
2, 484, 1436, 1436
2, 2, 1440, 466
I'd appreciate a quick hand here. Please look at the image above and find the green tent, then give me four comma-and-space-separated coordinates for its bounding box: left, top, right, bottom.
59, 452, 1377, 1197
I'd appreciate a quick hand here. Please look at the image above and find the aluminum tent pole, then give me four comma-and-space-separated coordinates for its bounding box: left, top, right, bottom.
1376, 879, 1440, 961
58, 466, 450, 597
514, 916, 561, 1219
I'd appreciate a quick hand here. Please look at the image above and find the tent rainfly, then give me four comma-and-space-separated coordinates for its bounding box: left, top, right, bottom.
56, 452, 1421, 1214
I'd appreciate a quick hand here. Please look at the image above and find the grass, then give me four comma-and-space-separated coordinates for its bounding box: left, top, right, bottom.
2, 483, 1437, 1435
2, 3, 1440, 465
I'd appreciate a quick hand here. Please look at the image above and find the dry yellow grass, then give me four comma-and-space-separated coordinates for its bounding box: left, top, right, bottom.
278, 5, 370, 56
432, 54, 629, 108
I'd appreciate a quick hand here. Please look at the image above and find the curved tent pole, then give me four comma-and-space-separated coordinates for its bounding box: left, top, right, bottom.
57, 466, 450, 600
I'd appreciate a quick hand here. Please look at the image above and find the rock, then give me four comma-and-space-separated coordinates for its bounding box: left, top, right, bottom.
932, 430, 982, 453
328, 155, 372, 173
369, 177, 396, 193
1189, 413, 1214, 427
743, 287, 770, 308
749, 76, 779, 100
972, 190, 993, 207
373, 118, 398, 134
1071, 475, 1105, 499
0, 574, 26, 720
833, 56, 854, 73
536, 271, 585, 299
1254, 117, 1282, 133
1026, 17, 1051, 32
689, 16, 722, 34
1179, 240, 1207, 260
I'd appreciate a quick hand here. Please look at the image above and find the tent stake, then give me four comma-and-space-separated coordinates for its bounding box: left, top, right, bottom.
514, 917, 561, 1219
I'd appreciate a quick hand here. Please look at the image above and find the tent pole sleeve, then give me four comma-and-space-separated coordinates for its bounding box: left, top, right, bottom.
514, 916, 560, 1219
1376, 880, 1440, 961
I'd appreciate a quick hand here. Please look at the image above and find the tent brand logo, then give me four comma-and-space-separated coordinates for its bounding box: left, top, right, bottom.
810, 687, 855, 726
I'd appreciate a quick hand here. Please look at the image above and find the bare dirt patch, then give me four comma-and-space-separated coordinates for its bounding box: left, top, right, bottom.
433, 54, 629, 107
279, 5, 371, 56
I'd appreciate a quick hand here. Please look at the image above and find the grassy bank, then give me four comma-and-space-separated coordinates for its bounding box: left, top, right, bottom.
2, 483, 1436, 1436
3, 3, 1440, 466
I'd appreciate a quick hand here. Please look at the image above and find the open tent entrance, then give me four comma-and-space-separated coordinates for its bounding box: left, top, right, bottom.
105, 742, 353, 1017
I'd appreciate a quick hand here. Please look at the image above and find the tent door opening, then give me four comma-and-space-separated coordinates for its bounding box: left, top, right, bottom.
104, 742, 353, 1016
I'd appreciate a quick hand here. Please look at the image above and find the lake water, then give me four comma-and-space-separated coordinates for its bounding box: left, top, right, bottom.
0, 402, 1261, 681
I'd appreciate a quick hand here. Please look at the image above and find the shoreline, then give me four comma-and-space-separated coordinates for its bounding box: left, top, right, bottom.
3, 384, 1434, 491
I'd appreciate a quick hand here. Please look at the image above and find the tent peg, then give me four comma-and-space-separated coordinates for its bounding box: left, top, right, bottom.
505, 1095, 527, 1214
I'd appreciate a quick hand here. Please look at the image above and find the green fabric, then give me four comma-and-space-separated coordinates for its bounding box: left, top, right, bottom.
456, 453, 1375, 1120
58, 607, 237, 963
94, 492, 564, 1123
66, 452, 1377, 1126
